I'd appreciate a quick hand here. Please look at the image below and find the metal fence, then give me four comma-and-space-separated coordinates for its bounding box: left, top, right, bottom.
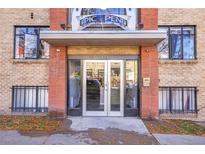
159, 87, 197, 114
12, 86, 48, 113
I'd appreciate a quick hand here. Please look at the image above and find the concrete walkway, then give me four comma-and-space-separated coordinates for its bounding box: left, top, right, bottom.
154, 134, 205, 145
69, 117, 150, 135
0, 117, 159, 145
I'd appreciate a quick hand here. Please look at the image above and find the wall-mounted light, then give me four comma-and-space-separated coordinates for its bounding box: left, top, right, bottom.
145, 49, 149, 52
138, 22, 144, 29
60, 23, 66, 30
56, 49, 61, 52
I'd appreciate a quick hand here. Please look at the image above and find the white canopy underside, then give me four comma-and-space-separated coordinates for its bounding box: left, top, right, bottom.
40, 30, 167, 46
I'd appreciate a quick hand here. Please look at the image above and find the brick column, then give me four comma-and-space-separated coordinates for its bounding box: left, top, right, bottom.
140, 9, 159, 118
48, 9, 68, 117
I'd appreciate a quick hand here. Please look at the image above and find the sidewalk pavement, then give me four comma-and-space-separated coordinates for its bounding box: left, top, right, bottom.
153, 134, 205, 145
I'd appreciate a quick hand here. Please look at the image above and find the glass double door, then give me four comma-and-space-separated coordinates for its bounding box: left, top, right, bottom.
83, 60, 124, 116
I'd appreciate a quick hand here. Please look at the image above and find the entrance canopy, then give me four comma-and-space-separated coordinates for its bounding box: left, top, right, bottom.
40, 30, 167, 46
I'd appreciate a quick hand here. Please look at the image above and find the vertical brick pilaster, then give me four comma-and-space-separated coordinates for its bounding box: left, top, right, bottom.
140, 8, 158, 30
50, 8, 68, 30
140, 8, 159, 118
48, 9, 67, 117
140, 46, 159, 118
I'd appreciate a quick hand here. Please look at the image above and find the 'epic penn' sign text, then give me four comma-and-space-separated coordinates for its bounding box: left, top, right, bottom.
80, 14, 127, 29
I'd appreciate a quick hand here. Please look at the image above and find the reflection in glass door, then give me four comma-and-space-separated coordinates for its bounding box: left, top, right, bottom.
108, 61, 123, 116
83, 60, 107, 116
83, 60, 123, 116
125, 60, 139, 116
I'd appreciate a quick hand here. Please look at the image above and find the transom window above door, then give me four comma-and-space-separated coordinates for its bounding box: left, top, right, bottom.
81, 8, 127, 16
158, 26, 196, 60
70, 8, 137, 31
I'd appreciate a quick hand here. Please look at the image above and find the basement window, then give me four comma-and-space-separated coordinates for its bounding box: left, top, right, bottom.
12, 86, 48, 112
159, 87, 197, 114
14, 26, 49, 59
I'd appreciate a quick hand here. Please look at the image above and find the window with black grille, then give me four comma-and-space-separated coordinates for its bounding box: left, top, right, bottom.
159, 87, 197, 114
12, 86, 48, 112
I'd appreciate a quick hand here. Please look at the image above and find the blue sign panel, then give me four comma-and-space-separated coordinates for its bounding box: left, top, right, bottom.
80, 14, 128, 29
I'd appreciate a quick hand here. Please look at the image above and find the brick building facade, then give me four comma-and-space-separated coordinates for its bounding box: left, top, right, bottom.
158, 9, 205, 120
0, 8, 204, 121
0, 9, 49, 114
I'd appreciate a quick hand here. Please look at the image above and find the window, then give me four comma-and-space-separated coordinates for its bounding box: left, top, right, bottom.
12, 86, 48, 112
15, 27, 49, 59
81, 8, 126, 16
68, 60, 82, 115
158, 26, 196, 60
125, 60, 139, 116
159, 87, 197, 114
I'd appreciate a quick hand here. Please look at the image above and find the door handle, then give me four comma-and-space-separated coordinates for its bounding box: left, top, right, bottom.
104, 84, 108, 91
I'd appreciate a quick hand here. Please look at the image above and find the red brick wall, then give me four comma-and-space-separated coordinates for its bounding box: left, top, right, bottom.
48, 9, 68, 117
140, 8, 159, 118
140, 8, 158, 30
50, 8, 68, 30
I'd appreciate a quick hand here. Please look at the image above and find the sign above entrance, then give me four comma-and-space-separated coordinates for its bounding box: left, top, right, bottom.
71, 8, 137, 31
79, 14, 128, 30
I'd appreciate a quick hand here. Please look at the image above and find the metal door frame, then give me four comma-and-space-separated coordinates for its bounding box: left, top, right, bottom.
83, 60, 124, 116
83, 60, 108, 116
107, 60, 124, 116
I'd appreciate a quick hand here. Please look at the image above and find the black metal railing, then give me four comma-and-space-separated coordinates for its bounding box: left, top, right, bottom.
159, 87, 197, 114
12, 86, 48, 113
